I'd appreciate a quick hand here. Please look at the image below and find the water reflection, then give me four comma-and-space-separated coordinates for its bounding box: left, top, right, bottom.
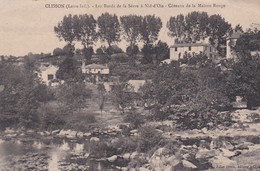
0, 138, 117, 171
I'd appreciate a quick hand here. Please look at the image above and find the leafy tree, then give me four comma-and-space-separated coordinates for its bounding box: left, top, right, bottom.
56, 82, 92, 113
54, 14, 76, 45
226, 56, 260, 108
53, 47, 66, 56
140, 15, 162, 45
234, 29, 260, 55
97, 13, 121, 47
83, 47, 94, 61
56, 57, 83, 82
154, 41, 169, 63
167, 12, 231, 54
141, 44, 154, 64
111, 83, 136, 114
74, 14, 97, 48
141, 62, 232, 129
0, 62, 48, 129
120, 15, 142, 55
126, 45, 139, 56
167, 14, 186, 43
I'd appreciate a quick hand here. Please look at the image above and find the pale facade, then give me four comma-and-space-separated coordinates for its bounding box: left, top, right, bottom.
170, 43, 216, 61
82, 63, 109, 75
226, 32, 242, 59
38, 63, 59, 85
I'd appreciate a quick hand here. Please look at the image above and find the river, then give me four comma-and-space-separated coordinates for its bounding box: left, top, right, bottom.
0, 137, 120, 171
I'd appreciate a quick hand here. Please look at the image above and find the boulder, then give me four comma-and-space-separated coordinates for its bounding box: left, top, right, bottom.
210, 155, 237, 168
196, 148, 218, 160
52, 129, 60, 134
223, 141, 235, 151
139, 167, 150, 171
182, 160, 197, 169
123, 153, 131, 160
90, 137, 100, 142
219, 148, 236, 158
76, 132, 84, 138
149, 148, 179, 171
84, 132, 92, 137
201, 127, 208, 134
107, 155, 118, 162
130, 152, 139, 159
235, 142, 253, 150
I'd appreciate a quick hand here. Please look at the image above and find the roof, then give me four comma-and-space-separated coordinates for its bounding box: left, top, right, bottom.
228, 31, 242, 39
85, 64, 109, 69
170, 43, 210, 48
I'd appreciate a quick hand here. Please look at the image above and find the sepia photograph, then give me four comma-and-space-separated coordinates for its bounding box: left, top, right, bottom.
0, 0, 260, 170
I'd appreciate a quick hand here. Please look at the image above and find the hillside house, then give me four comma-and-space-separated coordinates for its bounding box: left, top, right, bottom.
37, 63, 59, 86
226, 31, 242, 59
82, 63, 110, 83
169, 43, 217, 61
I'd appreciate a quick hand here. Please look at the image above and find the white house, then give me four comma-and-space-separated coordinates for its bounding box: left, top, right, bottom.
226, 31, 242, 59
82, 63, 109, 75
38, 63, 59, 86
82, 63, 110, 83
169, 43, 217, 61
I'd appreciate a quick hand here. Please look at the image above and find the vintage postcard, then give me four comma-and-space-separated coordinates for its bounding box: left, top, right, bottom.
0, 0, 260, 170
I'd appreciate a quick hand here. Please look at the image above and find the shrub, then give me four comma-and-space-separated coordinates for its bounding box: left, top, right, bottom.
137, 126, 163, 152
37, 105, 66, 130
124, 112, 145, 129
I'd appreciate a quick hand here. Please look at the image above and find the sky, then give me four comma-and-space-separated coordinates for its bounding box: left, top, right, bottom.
0, 0, 260, 56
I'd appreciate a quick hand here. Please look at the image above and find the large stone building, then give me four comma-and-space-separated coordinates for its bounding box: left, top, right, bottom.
169, 43, 217, 61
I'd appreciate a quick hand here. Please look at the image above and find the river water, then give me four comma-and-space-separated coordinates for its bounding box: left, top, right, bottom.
0, 138, 119, 171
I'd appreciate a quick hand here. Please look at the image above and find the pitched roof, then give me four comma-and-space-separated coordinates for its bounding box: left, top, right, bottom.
85, 64, 109, 69
170, 43, 210, 48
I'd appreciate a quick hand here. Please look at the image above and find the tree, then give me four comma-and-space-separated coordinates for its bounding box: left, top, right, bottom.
167, 12, 231, 54
154, 41, 169, 63
74, 14, 97, 48
56, 57, 83, 82
141, 61, 232, 129
111, 83, 136, 114
56, 82, 92, 113
226, 56, 260, 108
97, 13, 121, 47
167, 14, 186, 43
140, 15, 162, 45
53, 47, 66, 56
54, 14, 76, 45
120, 15, 142, 55
234, 29, 260, 55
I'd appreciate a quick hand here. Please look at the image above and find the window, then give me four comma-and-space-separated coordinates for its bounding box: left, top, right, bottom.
175, 47, 178, 51
47, 74, 54, 80
188, 46, 191, 51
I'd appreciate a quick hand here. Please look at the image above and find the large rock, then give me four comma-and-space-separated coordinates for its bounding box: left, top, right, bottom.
182, 160, 197, 169
235, 142, 253, 150
195, 148, 218, 160
210, 155, 237, 168
149, 148, 180, 171
219, 148, 237, 158
107, 155, 118, 162
90, 137, 100, 142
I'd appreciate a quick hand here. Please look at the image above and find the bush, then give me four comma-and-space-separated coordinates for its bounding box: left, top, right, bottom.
137, 126, 163, 152
89, 141, 117, 158
112, 136, 139, 154
124, 112, 145, 129
38, 105, 66, 130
